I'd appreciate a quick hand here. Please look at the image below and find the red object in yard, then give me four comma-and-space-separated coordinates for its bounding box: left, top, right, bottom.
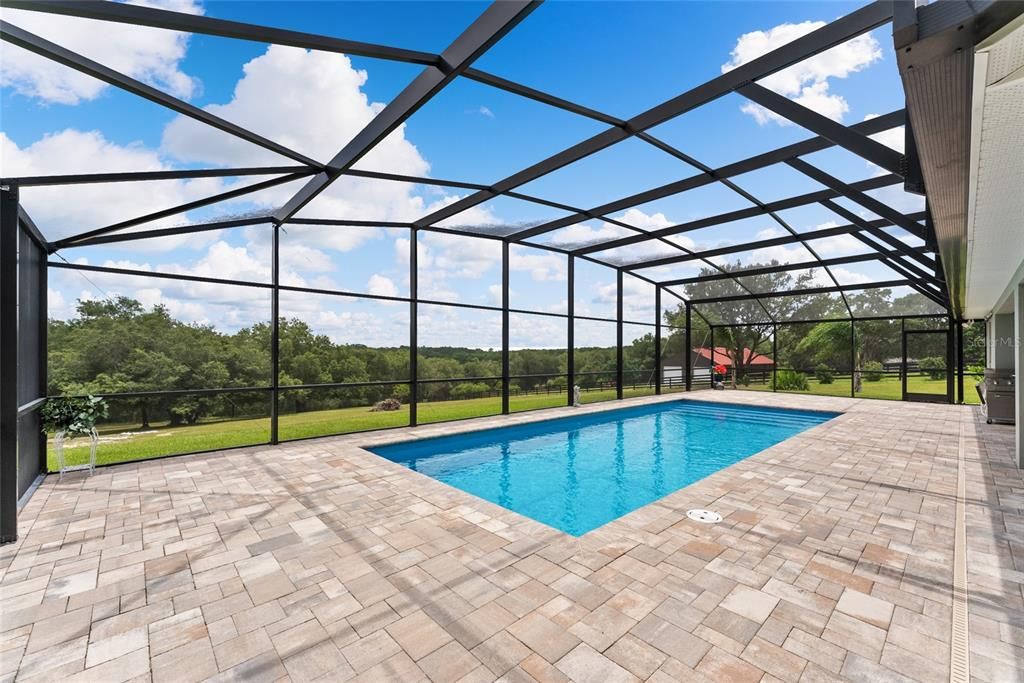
713, 364, 727, 376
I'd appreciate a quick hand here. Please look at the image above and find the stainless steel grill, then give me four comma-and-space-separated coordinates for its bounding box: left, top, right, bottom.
978, 369, 1015, 425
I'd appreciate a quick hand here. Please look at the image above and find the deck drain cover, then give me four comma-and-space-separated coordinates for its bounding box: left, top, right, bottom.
687, 509, 722, 524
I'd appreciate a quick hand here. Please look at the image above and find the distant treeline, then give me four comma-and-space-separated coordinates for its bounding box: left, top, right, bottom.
49, 297, 658, 426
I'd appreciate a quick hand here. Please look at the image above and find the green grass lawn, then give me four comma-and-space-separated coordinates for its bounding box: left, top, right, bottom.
736, 373, 981, 403
48, 376, 978, 472
46, 388, 620, 471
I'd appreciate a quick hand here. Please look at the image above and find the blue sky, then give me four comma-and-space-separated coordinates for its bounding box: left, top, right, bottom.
0, 0, 931, 347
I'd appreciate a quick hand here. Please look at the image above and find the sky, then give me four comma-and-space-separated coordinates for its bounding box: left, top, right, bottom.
0, 0, 932, 348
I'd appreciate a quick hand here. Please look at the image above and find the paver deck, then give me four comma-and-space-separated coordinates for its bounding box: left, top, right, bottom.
1, 391, 1022, 682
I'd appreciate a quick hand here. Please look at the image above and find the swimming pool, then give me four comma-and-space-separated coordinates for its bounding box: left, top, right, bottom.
369, 400, 838, 536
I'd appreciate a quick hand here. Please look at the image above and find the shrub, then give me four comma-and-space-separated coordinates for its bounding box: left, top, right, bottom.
814, 364, 834, 384
370, 398, 401, 412
919, 356, 946, 381
450, 382, 490, 400
40, 395, 109, 436
775, 370, 809, 391
739, 374, 750, 387
862, 360, 883, 382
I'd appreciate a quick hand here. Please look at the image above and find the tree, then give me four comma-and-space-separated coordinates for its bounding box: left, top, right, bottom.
664, 262, 839, 387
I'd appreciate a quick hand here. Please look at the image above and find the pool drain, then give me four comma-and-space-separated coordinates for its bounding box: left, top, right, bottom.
687, 509, 722, 523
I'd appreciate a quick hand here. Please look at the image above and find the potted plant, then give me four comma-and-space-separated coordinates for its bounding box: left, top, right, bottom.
40, 395, 108, 478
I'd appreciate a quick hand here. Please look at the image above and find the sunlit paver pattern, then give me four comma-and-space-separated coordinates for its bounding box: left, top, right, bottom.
2, 392, 1021, 682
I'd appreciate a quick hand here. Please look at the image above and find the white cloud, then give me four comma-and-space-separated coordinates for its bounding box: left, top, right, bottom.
509, 245, 566, 282
477, 105, 494, 119
547, 221, 633, 248
723, 20, 882, 125
1, 1, 203, 105
864, 114, 905, 153
367, 274, 399, 298
161, 44, 426, 175
0, 129, 227, 244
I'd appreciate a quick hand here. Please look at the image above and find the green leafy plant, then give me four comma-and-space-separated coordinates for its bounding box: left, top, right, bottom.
40, 395, 109, 436
862, 360, 884, 382
775, 370, 809, 391
919, 356, 946, 381
814, 364, 834, 384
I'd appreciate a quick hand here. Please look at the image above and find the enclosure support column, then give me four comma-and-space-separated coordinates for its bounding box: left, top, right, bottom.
709, 326, 715, 390
501, 242, 510, 415
772, 324, 777, 392
567, 256, 574, 406
616, 270, 624, 400
850, 321, 856, 399
270, 224, 280, 444
0, 185, 19, 543
956, 320, 965, 404
655, 286, 662, 395
900, 318, 907, 400
684, 302, 692, 392
947, 315, 956, 404
410, 228, 418, 426
1015, 283, 1024, 469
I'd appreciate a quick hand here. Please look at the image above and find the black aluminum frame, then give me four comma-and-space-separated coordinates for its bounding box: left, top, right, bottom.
0, 0, 967, 541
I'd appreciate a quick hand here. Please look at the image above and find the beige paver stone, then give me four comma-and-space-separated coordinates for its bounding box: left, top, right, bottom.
67, 646, 150, 683
418, 640, 481, 682
351, 651, 427, 683
213, 627, 274, 671
568, 603, 636, 651
386, 610, 453, 661
604, 633, 667, 679
210, 649, 287, 682
507, 612, 581, 663
720, 585, 781, 624
283, 638, 351, 681
84, 625, 147, 668
835, 588, 895, 629
341, 628, 402, 672
24, 605, 92, 653
696, 646, 765, 683
782, 627, 846, 674
741, 636, 807, 681
840, 652, 916, 683
630, 614, 711, 668
555, 643, 639, 683
471, 630, 531, 676
821, 610, 887, 662
244, 570, 295, 605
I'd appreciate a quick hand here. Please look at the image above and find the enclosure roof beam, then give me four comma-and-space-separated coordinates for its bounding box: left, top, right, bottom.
506, 111, 906, 243
413, 0, 894, 229
271, 1, 540, 225
616, 211, 926, 270
0, 21, 322, 169
577, 175, 901, 257
1, 166, 317, 188
737, 83, 905, 176
58, 217, 276, 250
2, 0, 441, 66
54, 172, 312, 249
462, 68, 625, 126
820, 199, 935, 272
658, 250, 928, 286
689, 279, 913, 305
787, 158, 925, 239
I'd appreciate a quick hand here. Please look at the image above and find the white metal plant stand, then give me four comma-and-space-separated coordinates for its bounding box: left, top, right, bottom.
54, 428, 99, 479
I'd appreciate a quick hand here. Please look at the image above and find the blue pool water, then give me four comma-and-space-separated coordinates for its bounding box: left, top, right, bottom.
370, 400, 837, 536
